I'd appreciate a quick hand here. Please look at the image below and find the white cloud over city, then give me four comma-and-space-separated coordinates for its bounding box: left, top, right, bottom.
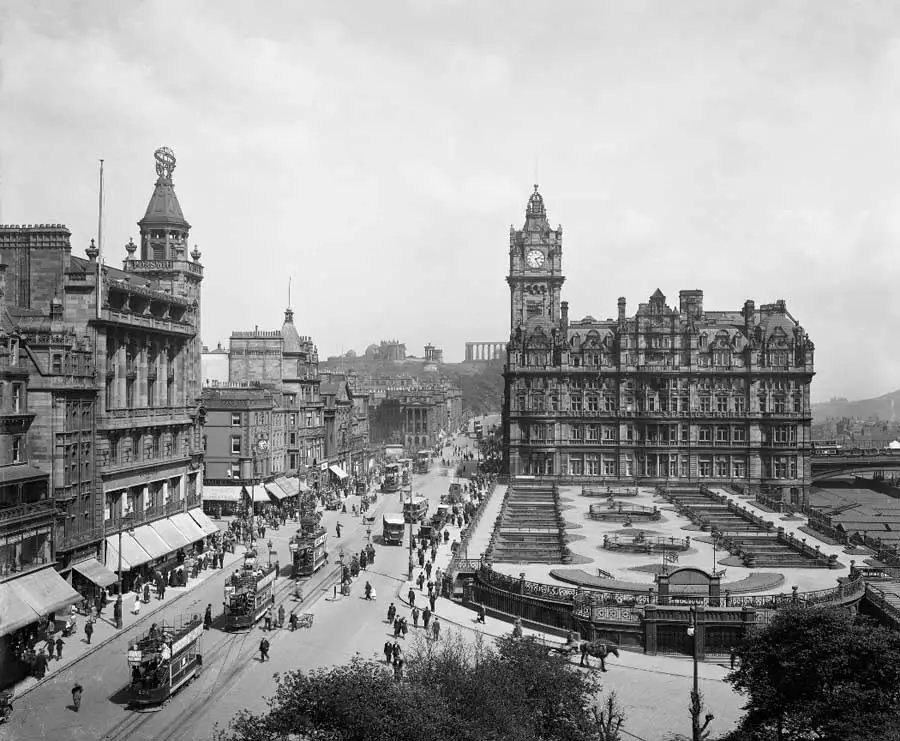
2, 0, 900, 400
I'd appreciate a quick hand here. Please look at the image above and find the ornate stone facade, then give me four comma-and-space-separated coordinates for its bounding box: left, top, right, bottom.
502, 187, 816, 506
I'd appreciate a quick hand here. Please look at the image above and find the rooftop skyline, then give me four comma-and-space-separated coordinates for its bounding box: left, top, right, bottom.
3, 0, 899, 402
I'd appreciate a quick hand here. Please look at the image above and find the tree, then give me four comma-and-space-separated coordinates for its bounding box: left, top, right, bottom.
215, 631, 614, 741
725, 606, 900, 740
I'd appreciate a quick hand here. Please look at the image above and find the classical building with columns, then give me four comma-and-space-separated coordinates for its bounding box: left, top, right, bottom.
465, 341, 506, 362
502, 187, 815, 507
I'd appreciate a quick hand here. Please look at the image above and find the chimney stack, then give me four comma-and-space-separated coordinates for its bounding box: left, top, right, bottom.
679, 289, 704, 319
618, 297, 626, 322
743, 299, 755, 330
561, 300, 569, 330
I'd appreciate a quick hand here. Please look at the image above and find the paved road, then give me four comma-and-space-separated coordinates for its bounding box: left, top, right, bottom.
2, 433, 475, 741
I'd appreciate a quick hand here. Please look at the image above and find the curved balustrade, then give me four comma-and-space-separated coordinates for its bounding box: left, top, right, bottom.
588, 502, 661, 521
582, 485, 639, 498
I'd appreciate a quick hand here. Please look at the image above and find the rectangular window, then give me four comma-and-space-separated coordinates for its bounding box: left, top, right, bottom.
699, 396, 711, 413
570, 424, 583, 441
602, 425, 616, 442
586, 454, 600, 476
231, 413, 241, 427
699, 426, 712, 443
550, 395, 559, 412
680, 457, 690, 478
758, 395, 767, 413
230, 436, 241, 454
569, 455, 583, 476
715, 456, 728, 477
717, 396, 728, 413
602, 455, 616, 476
735, 396, 745, 414
793, 394, 802, 413
526, 302, 542, 317
774, 397, 786, 414
732, 458, 746, 478
732, 426, 746, 443
290, 432, 297, 445
586, 425, 600, 441
230, 463, 241, 478
571, 395, 583, 413
586, 395, 599, 412
12, 437, 22, 463
12, 384, 21, 413
715, 426, 728, 443
698, 456, 712, 478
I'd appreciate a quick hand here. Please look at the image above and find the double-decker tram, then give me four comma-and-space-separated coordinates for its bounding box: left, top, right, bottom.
223, 551, 278, 630
124, 614, 203, 707
382, 462, 401, 493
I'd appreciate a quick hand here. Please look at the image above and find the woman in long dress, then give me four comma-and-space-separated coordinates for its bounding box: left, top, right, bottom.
132, 593, 142, 615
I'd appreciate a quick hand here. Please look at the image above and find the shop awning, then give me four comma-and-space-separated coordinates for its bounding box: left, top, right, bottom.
250, 486, 271, 503
188, 508, 220, 537
264, 483, 287, 501
71, 558, 118, 588
201, 486, 243, 503
297, 480, 309, 492
16, 567, 82, 617
275, 476, 300, 497
0, 580, 41, 636
329, 465, 348, 480
105, 533, 153, 571
131, 523, 172, 560
170, 512, 206, 543
150, 518, 192, 551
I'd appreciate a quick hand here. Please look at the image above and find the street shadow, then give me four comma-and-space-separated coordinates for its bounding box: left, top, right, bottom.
108, 683, 135, 707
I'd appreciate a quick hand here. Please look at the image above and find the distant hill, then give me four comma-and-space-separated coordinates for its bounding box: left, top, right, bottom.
813, 390, 900, 422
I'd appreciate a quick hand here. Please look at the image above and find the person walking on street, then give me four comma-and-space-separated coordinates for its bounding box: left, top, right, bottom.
55, 637, 64, 662
408, 587, 416, 608
423, 606, 432, 631
277, 604, 285, 628
84, 619, 93, 645
45, 636, 55, 660
360, 551, 368, 571
336, 522, 342, 538
387, 602, 396, 623
71, 683, 83, 712
400, 617, 408, 639
412, 606, 420, 627
393, 617, 402, 638
259, 637, 270, 662
431, 617, 441, 641
392, 640, 401, 662
264, 606, 273, 631
289, 611, 298, 631
476, 604, 486, 624
384, 640, 393, 664
425, 561, 432, 580
204, 604, 213, 630
429, 593, 436, 612
512, 618, 523, 639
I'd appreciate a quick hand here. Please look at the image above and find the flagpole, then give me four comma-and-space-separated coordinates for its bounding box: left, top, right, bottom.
96, 159, 104, 320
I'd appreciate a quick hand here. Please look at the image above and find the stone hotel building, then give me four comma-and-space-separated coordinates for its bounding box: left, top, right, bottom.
502, 188, 815, 506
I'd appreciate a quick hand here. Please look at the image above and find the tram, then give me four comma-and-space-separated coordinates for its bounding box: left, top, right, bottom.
399, 458, 412, 487
290, 525, 328, 577
223, 552, 278, 630
382, 463, 401, 493
124, 615, 203, 707
414, 450, 431, 474
403, 495, 429, 524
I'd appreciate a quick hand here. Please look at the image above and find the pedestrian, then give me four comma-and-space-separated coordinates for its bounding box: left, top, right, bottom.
71, 683, 83, 712
204, 604, 213, 630
277, 604, 285, 628
100, 589, 108, 612
417, 572, 425, 592
289, 612, 298, 631
392, 640, 401, 661
259, 637, 270, 662
427, 580, 435, 597
429, 593, 436, 612
132, 593, 141, 616
412, 606, 420, 627
476, 604, 486, 624
512, 618, 523, 639
336, 523, 342, 538
113, 596, 122, 625
431, 546, 437, 563
418, 550, 425, 568
264, 606, 273, 631
431, 617, 441, 641
423, 606, 432, 630
387, 602, 397, 623
425, 561, 433, 579
393, 655, 404, 682
160, 581, 166, 600
394, 618, 402, 638
34, 649, 48, 679
84, 618, 94, 645
364, 581, 373, 600
408, 587, 416, 608
384, 640, 393, 663
45, 635, 55, 659
366, 543, 376, 564
401, 617, 408, 639
360, 551, 368, 571
55, 637, 64, 661
261, 525, 266, 539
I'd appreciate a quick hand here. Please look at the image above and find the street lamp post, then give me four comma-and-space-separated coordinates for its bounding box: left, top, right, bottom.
687, 606, 714, 741
407, 481, 415, 581
115, 508, 134, 630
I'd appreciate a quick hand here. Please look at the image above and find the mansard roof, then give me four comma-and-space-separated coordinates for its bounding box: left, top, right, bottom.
281, 308, 304, 354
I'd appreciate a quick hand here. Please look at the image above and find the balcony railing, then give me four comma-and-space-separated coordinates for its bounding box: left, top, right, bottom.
0, 499, 59, 526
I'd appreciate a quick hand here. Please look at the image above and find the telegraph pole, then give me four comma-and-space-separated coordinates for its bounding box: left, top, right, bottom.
407, 478, 415, 581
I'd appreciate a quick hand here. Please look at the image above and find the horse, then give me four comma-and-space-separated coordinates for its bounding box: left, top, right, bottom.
579, 640, 619, 671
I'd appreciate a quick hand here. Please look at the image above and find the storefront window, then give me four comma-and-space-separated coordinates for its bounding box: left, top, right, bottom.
0, 527, 52, 576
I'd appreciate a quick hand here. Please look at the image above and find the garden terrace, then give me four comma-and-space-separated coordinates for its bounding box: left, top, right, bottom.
487, 483, 568, 564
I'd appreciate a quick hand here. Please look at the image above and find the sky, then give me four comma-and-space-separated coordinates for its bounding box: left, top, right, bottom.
2, 0, 900, 402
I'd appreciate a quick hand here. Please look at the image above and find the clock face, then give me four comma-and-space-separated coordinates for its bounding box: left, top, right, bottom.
526, 249, 545, 269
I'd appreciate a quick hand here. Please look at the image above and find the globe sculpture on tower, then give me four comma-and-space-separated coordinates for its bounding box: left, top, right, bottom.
154, 146, 176, 180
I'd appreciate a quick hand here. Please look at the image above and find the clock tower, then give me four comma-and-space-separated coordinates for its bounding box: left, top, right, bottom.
507, 185, 564, 334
